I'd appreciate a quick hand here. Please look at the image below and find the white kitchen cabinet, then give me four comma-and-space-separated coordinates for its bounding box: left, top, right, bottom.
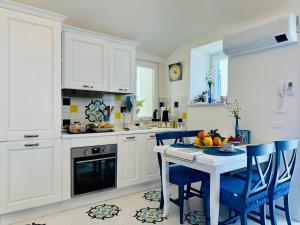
0, 8, 62, 141
109, 43, 136, 93
117, 134, 142, 188
142, 133, 160, 182
62, 30, 109, 91
0, 139, 61, 213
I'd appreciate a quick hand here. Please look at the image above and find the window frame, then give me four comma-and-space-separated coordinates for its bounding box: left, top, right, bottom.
134, 60, 159, 122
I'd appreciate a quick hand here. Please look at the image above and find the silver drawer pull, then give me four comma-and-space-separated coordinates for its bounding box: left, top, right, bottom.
24, 134, 39, 138
118, 88, 124, 91
24, 143, 40, 147
83, 84, 94, 88
149, 135, 156, 139
126, 136, 136, 140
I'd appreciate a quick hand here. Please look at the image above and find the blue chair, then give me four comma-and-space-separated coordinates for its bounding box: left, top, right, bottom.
234, 139, 298, 225
203, 143, 275, 225
156, 130, 209, 224
238, 130, 251, 144
269, 139, 298, 225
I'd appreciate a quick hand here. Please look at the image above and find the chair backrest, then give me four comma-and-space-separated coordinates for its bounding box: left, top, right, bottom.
238, 130, 251, 144
243, 143, 275, 198
156, 130, 202, 146
271, 139, 298, 189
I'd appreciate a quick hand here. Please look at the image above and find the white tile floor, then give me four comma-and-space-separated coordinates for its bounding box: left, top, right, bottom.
12, 186, 300, 225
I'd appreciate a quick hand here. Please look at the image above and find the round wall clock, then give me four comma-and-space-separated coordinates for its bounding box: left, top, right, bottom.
169, 63, 182, 81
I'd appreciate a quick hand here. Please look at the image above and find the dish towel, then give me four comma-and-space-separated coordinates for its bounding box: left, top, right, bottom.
164, 146, 202, 162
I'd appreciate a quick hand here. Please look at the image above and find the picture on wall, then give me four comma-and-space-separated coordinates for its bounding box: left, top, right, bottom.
169, 62, 182, 82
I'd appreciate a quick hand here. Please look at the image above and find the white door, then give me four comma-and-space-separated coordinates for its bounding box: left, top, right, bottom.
142, 133, 160, 182
117, 135, 142, 188
0, 8, 62, 141
0, 140, 61, 213
109, 43, 136, 93
63, 32, 109, 91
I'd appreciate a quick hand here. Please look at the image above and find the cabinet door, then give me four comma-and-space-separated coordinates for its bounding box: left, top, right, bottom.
0, 8, 61, 141
142, 133, 160, 182
117, 135, 142, 188
109, 43, 136, 93
1, 140, 61, 213
63, 32, 109, 91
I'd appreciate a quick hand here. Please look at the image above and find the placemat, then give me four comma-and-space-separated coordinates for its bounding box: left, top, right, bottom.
170, 143, 195, 148
203, 149, 244, 156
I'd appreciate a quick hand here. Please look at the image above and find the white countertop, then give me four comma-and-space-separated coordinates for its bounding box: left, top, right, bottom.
61, 127, 184, 139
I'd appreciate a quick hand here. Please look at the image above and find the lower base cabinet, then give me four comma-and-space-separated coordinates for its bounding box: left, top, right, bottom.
142, 133, 160, 183
117, 134, 142, 188
0, 139, 61, 213
117, 133, 160, 188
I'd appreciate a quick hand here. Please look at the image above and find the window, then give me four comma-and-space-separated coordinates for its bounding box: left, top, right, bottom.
135, 60, 158, 119
189, 40, 228, 104
211, 53, 228, 99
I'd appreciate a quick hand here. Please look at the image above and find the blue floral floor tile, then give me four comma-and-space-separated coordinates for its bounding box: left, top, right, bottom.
185, 210, 205, 225
86, 204, 121, 220
143, 191, 161, 202
134, 207, 166, 224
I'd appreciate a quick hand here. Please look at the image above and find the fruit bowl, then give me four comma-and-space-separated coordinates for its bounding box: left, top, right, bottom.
194, 129, 228, 148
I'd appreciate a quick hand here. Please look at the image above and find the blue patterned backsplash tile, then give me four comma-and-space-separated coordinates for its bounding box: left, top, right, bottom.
62, 93, 132, 127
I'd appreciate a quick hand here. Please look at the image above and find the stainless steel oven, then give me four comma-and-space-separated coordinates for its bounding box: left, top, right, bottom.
71, 144, 117, 197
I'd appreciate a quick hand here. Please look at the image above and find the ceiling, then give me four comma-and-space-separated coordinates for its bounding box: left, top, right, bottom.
14, 0, 291, 58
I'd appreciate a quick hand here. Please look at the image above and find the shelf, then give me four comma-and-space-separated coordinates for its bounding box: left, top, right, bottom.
188, 102, 226, 107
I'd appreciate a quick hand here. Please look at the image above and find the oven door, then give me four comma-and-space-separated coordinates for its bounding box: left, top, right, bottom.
72, 153, 116, 196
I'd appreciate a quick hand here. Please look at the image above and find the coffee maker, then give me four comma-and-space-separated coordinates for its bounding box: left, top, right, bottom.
161, 107, 169, 122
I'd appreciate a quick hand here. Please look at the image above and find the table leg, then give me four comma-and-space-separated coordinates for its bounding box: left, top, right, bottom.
210, 171, 220, 225
161, 155, 170, 217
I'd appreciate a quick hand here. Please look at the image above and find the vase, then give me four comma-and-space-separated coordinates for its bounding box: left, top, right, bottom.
208, 84, 212, 103
235, 117, 240, 138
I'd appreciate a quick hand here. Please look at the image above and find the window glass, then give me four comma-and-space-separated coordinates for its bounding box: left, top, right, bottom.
136, 61, 158, 119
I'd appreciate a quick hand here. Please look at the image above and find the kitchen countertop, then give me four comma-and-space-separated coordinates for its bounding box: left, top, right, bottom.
61, 127, 184, 139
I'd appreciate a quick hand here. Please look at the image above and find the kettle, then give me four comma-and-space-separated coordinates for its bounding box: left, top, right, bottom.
152, 109, 160, 121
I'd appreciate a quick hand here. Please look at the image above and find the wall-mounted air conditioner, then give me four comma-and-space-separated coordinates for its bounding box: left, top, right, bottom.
223, 13, 298, 56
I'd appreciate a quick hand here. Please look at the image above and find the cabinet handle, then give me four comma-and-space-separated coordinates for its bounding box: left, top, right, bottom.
126, 136, 136, 140
118, 88, 124, 91
24, 143, 40, 148
149, 135, 156, 139
24, 134, 39, 138
83, 84, 94, 88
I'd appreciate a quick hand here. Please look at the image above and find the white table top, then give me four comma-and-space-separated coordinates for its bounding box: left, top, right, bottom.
155, 145, 250, 174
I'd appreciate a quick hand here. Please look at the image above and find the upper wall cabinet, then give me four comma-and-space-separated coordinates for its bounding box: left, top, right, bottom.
0, 7, 65, 141
62, 26, 139, 94
109, 43, 136, 93
62, 32, 109, 91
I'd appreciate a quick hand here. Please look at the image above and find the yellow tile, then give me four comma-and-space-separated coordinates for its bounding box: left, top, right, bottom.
115, 112, 121, 120
182, 112, 187, 119
70, 105, 78, 113
114, 95, 122, 101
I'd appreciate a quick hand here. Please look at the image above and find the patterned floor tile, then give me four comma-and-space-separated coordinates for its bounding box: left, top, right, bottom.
134, 207, 166, 224
86, 204, 121, 220
143, 191, 161, 202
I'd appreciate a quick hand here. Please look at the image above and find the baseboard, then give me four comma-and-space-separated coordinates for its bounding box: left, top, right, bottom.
0, 180, 160, 225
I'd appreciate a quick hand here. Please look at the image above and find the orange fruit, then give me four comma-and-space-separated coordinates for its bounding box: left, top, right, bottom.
198, 131, 207, 139
213, 137, 222, 146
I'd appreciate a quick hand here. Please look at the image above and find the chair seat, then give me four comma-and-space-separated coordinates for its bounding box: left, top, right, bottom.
169, 165, 209, 185
203, 176, 268, 213
234, 171, 291, 200
234, 170, 261, 183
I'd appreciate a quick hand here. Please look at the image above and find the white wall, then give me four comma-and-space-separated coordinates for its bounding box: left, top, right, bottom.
160, 8, 300, 221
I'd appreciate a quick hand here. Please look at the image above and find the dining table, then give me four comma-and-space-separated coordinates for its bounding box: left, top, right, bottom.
155, 144, 249, 225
